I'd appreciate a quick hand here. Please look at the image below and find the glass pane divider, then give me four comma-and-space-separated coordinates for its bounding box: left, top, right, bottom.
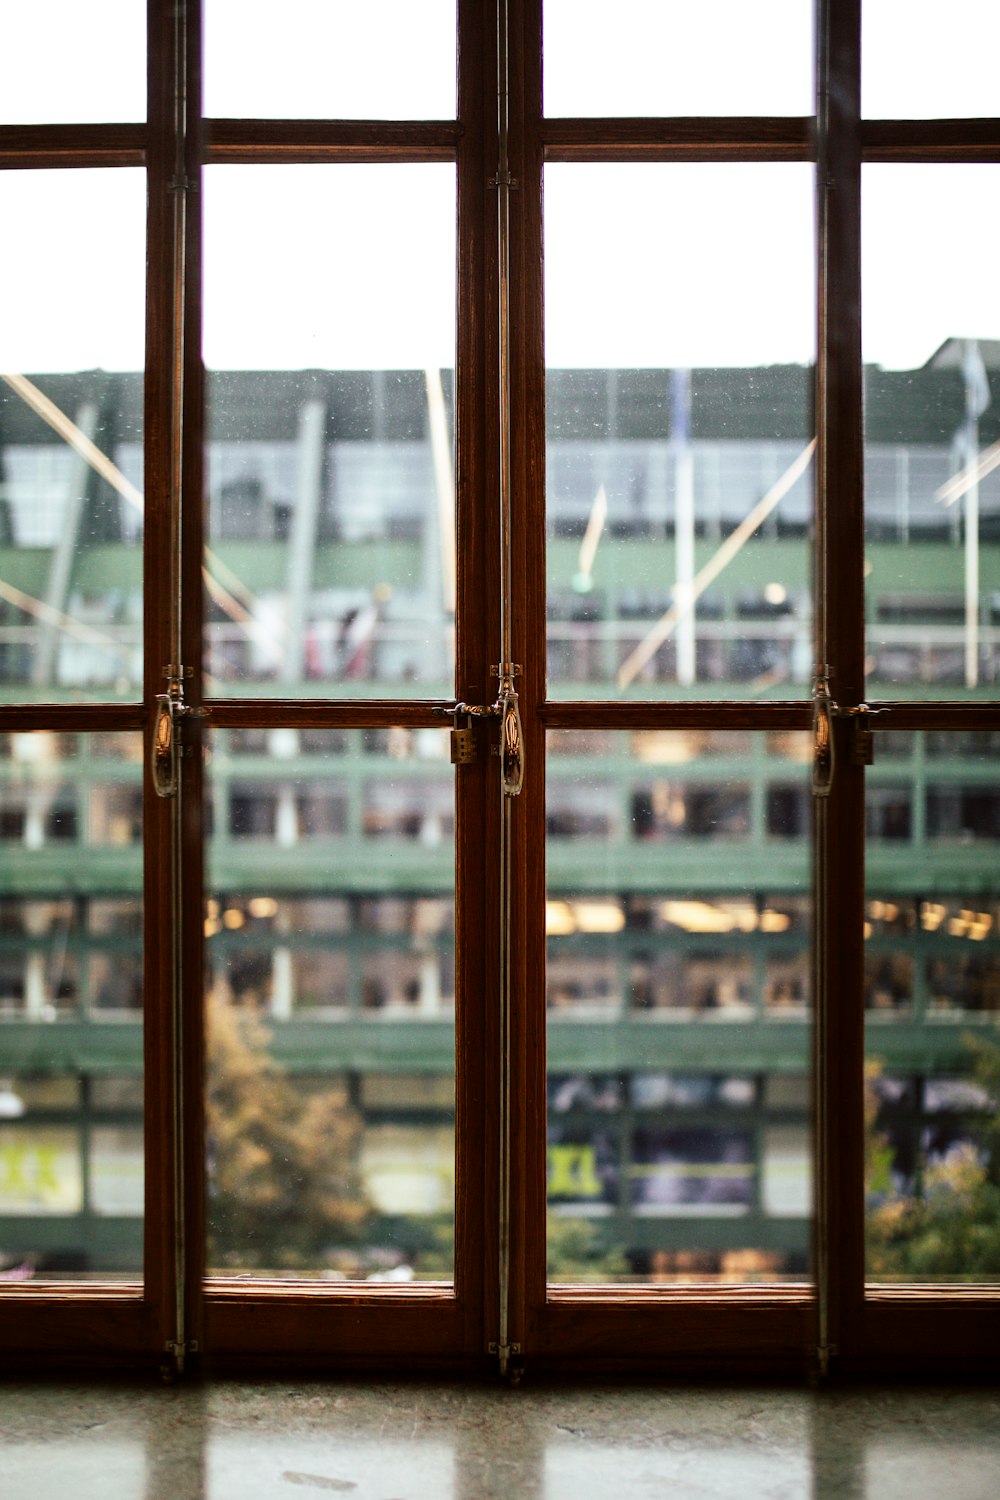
138, 0, 205, 1380
0, 125, 146, 168
542, 117, 814, 162
203, 119, 460, 165
814, 0, 866, 1380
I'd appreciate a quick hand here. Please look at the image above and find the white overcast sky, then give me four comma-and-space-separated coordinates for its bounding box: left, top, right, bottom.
2, 1, 998, 373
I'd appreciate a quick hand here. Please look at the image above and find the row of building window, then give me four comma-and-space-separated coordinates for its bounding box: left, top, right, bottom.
2, 779, 1000, 844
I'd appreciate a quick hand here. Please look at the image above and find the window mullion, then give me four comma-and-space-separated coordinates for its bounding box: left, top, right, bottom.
813, 0, 866, 1377
142, 0, 205, 1378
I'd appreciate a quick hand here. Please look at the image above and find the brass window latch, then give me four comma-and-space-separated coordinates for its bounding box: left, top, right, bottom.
812, 672, 882, 798
438, 670, 525, 798
152, 665, 207, 799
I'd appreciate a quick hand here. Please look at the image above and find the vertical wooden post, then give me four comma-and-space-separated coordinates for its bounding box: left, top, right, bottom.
814, 0, 865, 1375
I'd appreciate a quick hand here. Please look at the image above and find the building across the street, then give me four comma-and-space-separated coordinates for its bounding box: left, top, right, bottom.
2, 353, 999, 1282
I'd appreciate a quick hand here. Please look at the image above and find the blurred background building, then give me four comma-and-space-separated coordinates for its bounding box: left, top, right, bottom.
1, 350, 999, 1280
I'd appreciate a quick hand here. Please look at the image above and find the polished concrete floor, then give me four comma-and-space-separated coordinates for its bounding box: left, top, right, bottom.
2, 1380, 999, 1500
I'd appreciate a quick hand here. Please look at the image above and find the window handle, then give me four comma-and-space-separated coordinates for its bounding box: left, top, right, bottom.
812, 678, 835, 799
498, 676, 524, 798
437, 674, 525, 797
152, 691, 180, 799
152, 665, 206, 799
812, 673, 885, 797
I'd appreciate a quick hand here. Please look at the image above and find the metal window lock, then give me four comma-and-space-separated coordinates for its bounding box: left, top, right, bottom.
450, 705, 477, 765
849, 704, 875, 766
812, 678, 885, 798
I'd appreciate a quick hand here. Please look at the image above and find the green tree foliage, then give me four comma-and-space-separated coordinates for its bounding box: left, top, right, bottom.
206, 985, 370, 1271
867, 1037, 1000, 1281
411, 1215, 629, 1282
546, 1217, 630, 1282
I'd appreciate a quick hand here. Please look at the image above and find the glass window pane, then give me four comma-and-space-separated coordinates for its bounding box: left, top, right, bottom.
863, 1, 1000, 118
206, 729, 455, 1279
544, 0, 813, 118
0, 172, 145, 702
0, 3, 145, 123
866, 733, 1000, 1283
545, 165, 815, 699
203, 166, 455, 697
205, 0, 456, 120
0, 733, 143, 1280
863, 167, 1000, 696
547, 729, 811, 1286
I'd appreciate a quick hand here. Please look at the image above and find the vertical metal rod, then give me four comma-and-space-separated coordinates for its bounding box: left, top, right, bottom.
497, 0, 513, 678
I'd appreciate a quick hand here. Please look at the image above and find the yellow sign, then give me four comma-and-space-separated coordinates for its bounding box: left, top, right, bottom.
547, 1144, 603, 1199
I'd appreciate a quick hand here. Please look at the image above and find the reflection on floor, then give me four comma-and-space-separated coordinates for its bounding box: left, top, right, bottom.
2, 1380, 999, 1500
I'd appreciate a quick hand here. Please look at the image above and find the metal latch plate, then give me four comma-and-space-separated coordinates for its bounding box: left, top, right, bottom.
852, 726, 875, 766
850, 706, 875, 766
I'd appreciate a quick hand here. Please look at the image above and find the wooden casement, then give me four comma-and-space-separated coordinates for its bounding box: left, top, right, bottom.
1, 0, 999, 1379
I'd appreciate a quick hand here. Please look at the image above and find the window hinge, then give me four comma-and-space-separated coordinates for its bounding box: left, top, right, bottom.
161, 1338, 199, 1382
488, 1340, 522, 1384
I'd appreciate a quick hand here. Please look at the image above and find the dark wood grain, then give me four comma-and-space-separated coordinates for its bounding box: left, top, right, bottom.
141, 0, 189, 1367
814, 0, 866, 1377
7, 0, 1000, 1383
453, 0, 492, 1357
863, 118, 1000, 161
203, 697, 459, 727
0, 704, 145, 731
205, 118, 460, 163
178, 0, 208, 1369
535, 1293, 811, 1373
541, 700, 813, 729
0, 123, 145, 168
865, 701, 1000, 728
205, 1285, 467, 1365
543, 116, 813, 161
0, 1290, 152, 1369
515, 0, 549, 1364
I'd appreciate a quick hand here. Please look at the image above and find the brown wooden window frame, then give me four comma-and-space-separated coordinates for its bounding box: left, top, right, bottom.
1, 0, 999, 1380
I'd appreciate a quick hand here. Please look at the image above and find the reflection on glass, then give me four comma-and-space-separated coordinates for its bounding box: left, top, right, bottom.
863, 167, 1000, 696
0, 171, 145, 700
863, 0, 1000, 119
0, 733, 143, 1278
546, 730, 811, 1285
205, 729, 455, 1279
0, 2, 145, 123
545, 165, 814, 699
203, 166, 455, 698
866, 734, 1000, 1282
205, 0, 456, 120
544, 0, 812, 118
